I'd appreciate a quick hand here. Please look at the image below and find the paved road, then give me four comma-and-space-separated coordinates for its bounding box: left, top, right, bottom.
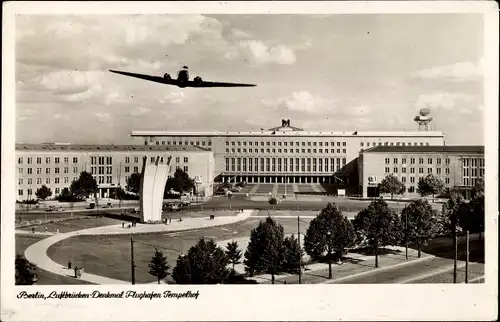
331, 236, 484, 284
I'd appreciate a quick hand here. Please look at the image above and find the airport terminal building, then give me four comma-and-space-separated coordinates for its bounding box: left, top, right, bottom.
15, 144, 215, 201
131, 119, 445, 187
358, 145, 485, 199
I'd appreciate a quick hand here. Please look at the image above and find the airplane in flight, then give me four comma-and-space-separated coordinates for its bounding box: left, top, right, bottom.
109, 66, 256, 88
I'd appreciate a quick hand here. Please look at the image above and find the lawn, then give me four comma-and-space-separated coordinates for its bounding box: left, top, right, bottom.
15, 235, 93, 285
17, 217, 125, 234
47, 217, 312, 284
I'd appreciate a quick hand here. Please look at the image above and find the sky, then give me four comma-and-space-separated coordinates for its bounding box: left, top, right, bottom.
15, 14, 485, 145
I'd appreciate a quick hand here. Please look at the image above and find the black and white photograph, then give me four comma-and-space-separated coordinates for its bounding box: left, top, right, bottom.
2, 1, 498, 321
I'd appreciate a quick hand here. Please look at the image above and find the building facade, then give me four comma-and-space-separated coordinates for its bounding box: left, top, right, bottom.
131, 119, 445, 187
15, 144, 215, 201
359, 146, 485, 199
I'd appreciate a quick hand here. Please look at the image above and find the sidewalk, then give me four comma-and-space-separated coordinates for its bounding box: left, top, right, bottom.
23, 210, 255, 285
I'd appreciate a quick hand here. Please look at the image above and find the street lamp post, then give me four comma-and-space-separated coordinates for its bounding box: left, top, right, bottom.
327, 231, 332, 279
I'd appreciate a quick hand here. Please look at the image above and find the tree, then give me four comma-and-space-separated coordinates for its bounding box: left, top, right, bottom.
244, 216, 285, 284
378, 174, 405, 200
470, 194, 485, 239
304, 203, 355, 278
148, 248, 171, 284
269, 197, 278, 205
353, 199, 402, 267
165, 168, 195, 194
35, 185, 52, 201
225, 241, 242, 274
126, 173, 141, 194
70, 171, 98, 199
401, 199, 441, 257
282, 234, 304, 274
417, 174, 445, 202
15, 254, 37, 285
471, 178, 484, 199
172, 238, 229, 284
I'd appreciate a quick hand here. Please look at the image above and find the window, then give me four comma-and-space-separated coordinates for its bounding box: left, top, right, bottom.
27, 188, 32, 195
419, 158, 424, 164
73, 157, 78, 163
410, 168, 415, 173
150, 157, 155, 163
18, 157, 23, 164
28, 178, 32, 184
134, 166, 138, 173
64, 167, 68, 173
18, 189, 23, 196
64, 157, 69, 163
402, 168, 406, 173
342, 149, 346, 153
46, 178, 50, 184
36, 168, 41, 174
385, 167, 390, 173
55, 177, 60, 184
37, 157, 42, 164
419, 168, 424, 174
37, 178, 42, 184
19, 178, 23, 185
437, 168, 441, 174
402, 158, 407, 164
183, 157, 189, 163
27, 168, 32, 174
428, 158, 432, 164
55, 167, 60, 174
385, 158, 390, 164
445, 168, 450, 175
73, 167, 78, 173
437, 158, 442, 165
393, 158, 398, 164
342, 142, 346, 146
55, 157, 60, 164
445, 178, 450, 184
45, 168, 50, 174
46, 157, 51, 164
64, 177, 69, 184
175, 157, 180, 163
28, 157, 32, 164
410, 177, 415, 183
408, 186, 415, 193
402, 177, 406, 183
394, 167, 398, 173
134, 157, 139, 163
428, 168, 432, 174
445, 158, 450, 165
410, 158, 415, 164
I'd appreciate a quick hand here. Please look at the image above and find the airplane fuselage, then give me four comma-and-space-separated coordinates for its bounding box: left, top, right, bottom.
177, 69, 189, 87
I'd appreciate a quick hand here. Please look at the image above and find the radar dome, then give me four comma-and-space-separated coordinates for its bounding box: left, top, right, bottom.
419, 108, 431, 116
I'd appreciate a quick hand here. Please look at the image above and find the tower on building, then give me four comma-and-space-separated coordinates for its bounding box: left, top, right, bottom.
414, 108, 433, 131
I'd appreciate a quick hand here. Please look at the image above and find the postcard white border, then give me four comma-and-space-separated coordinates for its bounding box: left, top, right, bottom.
2, 1, 498, 321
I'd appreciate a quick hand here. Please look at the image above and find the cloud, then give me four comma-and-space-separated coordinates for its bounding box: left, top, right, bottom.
411, 59, 484, 82
130, 106, 151, 116
262, 91, 336, 114
159, 91, 185, 104
230, 28, 251, 39
95, 112, 111, 122
240, 41, 296, 65
414, 92, 475, 111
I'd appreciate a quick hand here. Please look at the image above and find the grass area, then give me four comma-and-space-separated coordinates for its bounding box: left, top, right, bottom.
47, 218, 312, 284
17, 217, 125, 234
15, 235, 93, 285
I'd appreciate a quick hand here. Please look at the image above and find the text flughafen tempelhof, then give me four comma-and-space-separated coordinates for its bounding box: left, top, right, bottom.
17, 290, 200, 300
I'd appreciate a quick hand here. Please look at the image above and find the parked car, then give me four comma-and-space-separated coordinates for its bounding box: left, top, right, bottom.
45, 206, 56, 212
180, 200, 191, 206
230, 187, 242, 193
102, 202, 113, 208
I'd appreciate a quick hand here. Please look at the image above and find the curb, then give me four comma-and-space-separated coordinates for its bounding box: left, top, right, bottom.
323, 254, 435, 284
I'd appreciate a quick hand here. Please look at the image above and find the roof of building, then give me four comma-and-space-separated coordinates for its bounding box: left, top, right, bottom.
15, 143, 211, 152
131, 119, 444, 138
131, 130, 444, 138
362, 145, 484, 154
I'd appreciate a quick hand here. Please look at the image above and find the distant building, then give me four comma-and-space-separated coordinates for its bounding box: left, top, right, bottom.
359, 145, 485, 199
15, 143, 214, 201
131, 119, 445, 189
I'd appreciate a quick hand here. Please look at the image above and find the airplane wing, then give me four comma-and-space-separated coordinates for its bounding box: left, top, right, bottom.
109, 70, 179, 86
186, 80, 256, 88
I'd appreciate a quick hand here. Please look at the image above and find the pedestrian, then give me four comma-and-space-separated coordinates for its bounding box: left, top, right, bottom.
56, 228, 59, 234
44, 227, 48, 233
68, 261, 72, 269
32, 227, 35, 234
122, 222, 124, 228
